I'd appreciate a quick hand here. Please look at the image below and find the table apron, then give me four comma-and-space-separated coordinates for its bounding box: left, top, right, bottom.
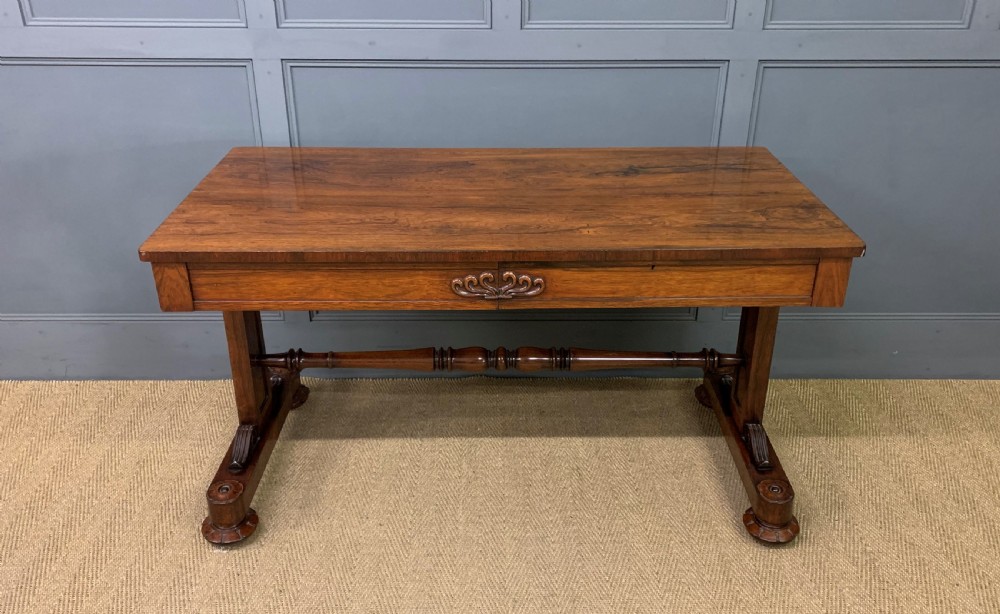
149, 259, 851, 312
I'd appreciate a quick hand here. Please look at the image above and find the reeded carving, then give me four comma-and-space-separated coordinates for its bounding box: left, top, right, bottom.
228, 373, 286, 473
451, 271, 545, 300
229, 424, 257, 473
745, 423, 772, 470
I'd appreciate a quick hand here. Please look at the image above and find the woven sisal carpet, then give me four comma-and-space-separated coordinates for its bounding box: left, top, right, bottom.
1, 378, 998, 613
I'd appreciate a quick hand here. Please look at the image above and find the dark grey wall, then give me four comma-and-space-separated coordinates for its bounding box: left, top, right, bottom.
2, 0, 999, 379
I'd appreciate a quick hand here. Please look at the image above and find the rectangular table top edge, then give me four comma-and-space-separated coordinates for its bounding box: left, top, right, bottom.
222, 145, 778, 155
138, 245, 866, 265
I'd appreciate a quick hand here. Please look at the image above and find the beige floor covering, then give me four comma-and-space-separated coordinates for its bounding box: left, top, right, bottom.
0, 378, 999, 613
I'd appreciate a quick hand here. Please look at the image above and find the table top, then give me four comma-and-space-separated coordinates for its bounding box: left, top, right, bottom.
138, 147, 865, 265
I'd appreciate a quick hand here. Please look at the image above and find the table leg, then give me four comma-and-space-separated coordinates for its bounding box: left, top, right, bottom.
696, 307, 800, 543
201, 311, 308, 545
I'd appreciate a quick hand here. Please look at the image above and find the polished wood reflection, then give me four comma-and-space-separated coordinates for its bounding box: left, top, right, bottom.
139, 147, 864, 264
139, 147, 865, 546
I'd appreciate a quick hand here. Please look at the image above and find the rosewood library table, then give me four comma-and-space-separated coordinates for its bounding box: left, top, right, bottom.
139, 147, 865, 545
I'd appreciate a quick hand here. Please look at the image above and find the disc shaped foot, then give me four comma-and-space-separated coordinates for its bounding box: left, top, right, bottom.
203, 479, 258, 544
202, 508, 259, 544
742, 507, 799, 544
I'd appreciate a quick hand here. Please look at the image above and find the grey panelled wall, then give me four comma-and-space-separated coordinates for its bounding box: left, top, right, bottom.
18, 0, 246, 26
275, 0, 490, 28
764, 0, 974, 29
285, 62, 726, 146
522, 0, 734, 28
0, 61, 259, 314
1, 0, 999, 379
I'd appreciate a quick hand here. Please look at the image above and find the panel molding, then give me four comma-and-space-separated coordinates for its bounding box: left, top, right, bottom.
0, 58, 262, 147
309, 308, 698, 322
521, 0, 735, 29
283, 60, 729, 147
746, 60, 1000, 322
748, 60, 1000, 146
0, 57, 263, 323
274, 0, 491, 29
17, 0, 248, 28
721, 308, 1000, 322
0, 312, 285, 322
762, 0, 975, 30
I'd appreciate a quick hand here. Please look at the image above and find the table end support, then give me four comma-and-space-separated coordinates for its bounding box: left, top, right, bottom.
202, 366, 300, 546
700, 373, 799, 544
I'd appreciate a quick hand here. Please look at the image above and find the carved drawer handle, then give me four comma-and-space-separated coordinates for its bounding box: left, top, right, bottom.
451, 271, 545, 300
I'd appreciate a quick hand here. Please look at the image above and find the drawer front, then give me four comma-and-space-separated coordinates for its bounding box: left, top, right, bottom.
184, 261, 826, 311
494, 263, 818, 309
189, 264, 498, 311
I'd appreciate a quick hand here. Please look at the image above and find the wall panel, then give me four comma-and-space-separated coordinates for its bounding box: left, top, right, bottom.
0, 0, 998, 377
285, 61, 726, 147
18, 0, 246, 27
275, 0, 489, 28
0, 60, 259, 318
522, 0, 733, 29
764, 0, 974, 29
749, 62, 1000, 319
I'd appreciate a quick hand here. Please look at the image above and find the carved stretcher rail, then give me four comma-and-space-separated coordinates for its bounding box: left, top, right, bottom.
252, 346, 742, 373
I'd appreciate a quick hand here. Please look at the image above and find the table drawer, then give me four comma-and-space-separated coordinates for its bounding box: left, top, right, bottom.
176, 261, 833, 311
188, 264, 498, 311
492, 263, 818, 309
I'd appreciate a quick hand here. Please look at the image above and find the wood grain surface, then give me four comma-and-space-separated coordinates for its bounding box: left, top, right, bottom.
495, 263, 817, 309
811, 258, 854, 307
150, 263, 194, 310
188, 263, 497, 311
138, 147, 865, 264
184, 261, 820, 310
